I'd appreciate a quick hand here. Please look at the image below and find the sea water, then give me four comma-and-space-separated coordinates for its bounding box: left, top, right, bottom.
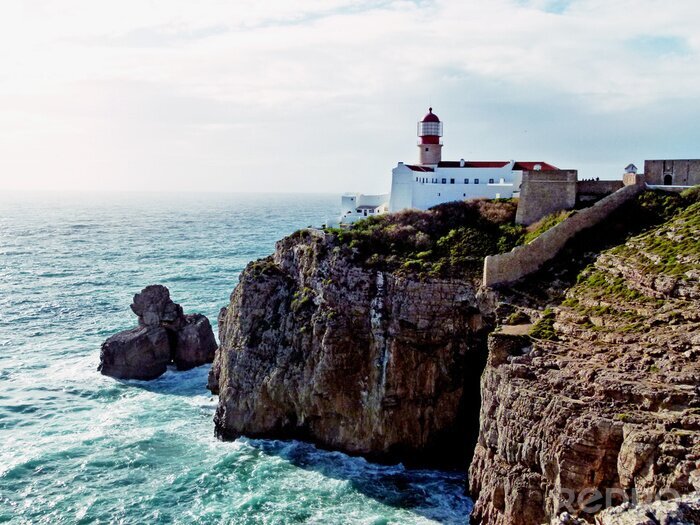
0, 192, 472, 524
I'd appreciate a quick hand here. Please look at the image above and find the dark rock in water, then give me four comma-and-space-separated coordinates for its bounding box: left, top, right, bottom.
99, 285, 217, 380
99, 326, 171, 380
173, 314, 217, 371
130, 284, 183, 329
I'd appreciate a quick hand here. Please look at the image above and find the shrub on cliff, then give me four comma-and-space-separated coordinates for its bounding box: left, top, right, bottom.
326, 199, 526, 278
524, 210, 574, 244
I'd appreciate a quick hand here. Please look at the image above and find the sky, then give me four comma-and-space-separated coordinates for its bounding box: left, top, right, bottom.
0, 0, 699, 194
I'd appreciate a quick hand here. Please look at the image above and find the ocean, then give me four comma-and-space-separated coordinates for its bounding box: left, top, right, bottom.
0, 192, 472, 524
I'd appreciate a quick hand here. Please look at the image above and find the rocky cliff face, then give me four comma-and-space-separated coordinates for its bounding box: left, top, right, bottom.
211, 229, 495, 465
469, 201, 700, 524
209, 191, 700, 523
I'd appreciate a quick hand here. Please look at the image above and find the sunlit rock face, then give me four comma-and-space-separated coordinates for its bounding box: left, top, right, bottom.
469, 201, 700, 525
211, 229, 494, 466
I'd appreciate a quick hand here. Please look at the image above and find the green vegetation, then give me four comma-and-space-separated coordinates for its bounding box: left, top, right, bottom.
249, 257, 282, 278
609, 199, 700, 277
524, 210, 574, 244
324, 199, 526, 278
529, 308, 558, 340
505, 310, 530, 325
557, 189, 700, 333
291, 287, 315, 312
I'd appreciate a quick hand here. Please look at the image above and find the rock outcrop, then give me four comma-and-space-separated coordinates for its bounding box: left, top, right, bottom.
469, 200, 700, 524
99, 285, 217, 380
211, 229, 495, 465
594, 491, 700, 524
98, 326, 171, 380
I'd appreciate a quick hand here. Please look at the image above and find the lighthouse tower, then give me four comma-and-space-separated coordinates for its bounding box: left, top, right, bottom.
418, 107, 443, 165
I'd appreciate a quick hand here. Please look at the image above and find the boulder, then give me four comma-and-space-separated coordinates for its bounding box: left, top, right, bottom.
130, 284, 183, 328
173, 314, 217, 370
98, 326, 171, 380
99, 285, 217, 380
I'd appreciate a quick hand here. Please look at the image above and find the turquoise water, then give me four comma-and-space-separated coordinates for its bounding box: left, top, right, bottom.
0, 192, 471, 524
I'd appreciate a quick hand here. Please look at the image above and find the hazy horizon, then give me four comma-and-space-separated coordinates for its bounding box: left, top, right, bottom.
1, 0, 699, 195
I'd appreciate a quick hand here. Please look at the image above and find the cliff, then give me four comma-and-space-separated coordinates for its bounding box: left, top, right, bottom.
210, 189, 700, 523
211, 227, 494, 465
210, 200, 529, 465
469, 197, 700, 523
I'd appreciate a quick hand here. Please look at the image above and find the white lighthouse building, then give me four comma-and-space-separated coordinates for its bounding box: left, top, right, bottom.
340, 108, 557, 224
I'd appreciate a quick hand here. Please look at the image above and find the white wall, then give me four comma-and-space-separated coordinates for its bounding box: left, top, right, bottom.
340, 192, 390, 223
389, 163, 415, 212
401, 165, 521, 210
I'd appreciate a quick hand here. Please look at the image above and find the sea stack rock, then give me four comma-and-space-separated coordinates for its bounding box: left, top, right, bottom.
99, 285, 217, 380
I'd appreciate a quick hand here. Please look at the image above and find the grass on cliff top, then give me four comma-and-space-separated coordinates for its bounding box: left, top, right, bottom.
557, 187, 700, 332
524, 210, 574, 244
324, 199, 525, 278
608, 196, 700, 278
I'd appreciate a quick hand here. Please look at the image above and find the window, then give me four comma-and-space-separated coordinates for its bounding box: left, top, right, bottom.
475, 178, 480, 184
441, 178, 446, 184
450, 178, 455, 184
425, 147, 429, 152
437, 192, 441, 196
489, 178, 494, 184
464, 178, 469, 184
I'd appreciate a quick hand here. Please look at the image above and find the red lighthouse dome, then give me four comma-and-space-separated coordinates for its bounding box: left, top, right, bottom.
421, 107, 440, 123
417, 107, 443, 145
416, 107, 443, 165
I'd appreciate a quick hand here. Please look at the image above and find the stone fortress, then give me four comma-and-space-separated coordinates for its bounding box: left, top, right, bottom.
339, 107, 700, 289
515, 159, 700, 226
339, 107, 700, 228
484, 160, 700, 287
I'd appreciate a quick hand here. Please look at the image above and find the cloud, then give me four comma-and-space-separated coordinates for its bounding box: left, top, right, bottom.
0, 0, 699, 193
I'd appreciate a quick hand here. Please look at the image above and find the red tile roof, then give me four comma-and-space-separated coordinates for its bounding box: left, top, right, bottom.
438, 161, 510, 168
407, 161, 559, 171
512, 161, 558, 171
406, 165, 435, 172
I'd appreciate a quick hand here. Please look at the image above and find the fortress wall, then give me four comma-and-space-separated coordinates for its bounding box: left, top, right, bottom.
644, 160, 700, 186
577, 180, 623, 197
515, 170, 578, 226
483, 183, 645, 287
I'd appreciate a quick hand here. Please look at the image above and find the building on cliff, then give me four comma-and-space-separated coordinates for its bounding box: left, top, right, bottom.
643, 159, 700, 187
339, 108, 558, 224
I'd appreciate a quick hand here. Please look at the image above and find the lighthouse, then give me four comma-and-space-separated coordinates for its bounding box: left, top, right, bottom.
340, 107, 559, 224
418, 107, 443, 165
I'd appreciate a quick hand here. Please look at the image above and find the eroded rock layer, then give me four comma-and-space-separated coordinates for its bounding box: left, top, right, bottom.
469, 201, 700, 524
